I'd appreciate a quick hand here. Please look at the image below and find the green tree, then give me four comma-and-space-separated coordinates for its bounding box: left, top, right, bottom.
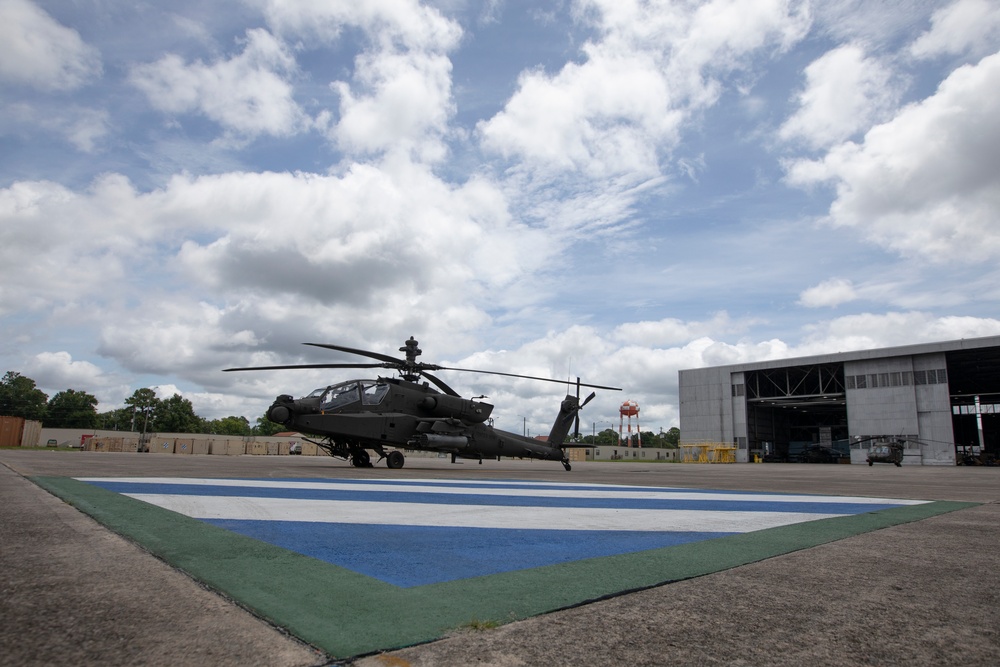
593, 428, 619, 445
97, 407, 134, 431
125, 388, 160, 435
0, 371, 49, 420
641, 431, 666, 447
46, 389, 99, 428
209, 415, 251, 436
254, 413, 284, 436
664, 426, 680, 448
154, 393, 203, 433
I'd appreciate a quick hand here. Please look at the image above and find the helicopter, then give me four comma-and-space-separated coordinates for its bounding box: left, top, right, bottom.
224, 337, 621, 471
865, 440, 904, 466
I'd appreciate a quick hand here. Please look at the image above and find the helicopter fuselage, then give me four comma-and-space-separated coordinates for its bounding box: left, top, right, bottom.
267, 377, 567, 465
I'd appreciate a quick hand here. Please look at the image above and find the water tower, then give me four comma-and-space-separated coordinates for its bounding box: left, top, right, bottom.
619, 399, 641, 447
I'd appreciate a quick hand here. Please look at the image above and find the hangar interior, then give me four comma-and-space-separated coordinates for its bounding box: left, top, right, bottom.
744, 363, 848, 462
947, 346, 1000, 460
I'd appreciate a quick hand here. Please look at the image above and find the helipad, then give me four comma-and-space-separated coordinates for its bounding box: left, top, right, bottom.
35, 473, 964, 657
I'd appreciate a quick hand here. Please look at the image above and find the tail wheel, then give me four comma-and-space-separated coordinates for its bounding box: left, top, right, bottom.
386, 450, 405, 469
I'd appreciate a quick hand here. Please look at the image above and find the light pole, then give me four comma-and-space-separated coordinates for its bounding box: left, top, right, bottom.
593, 420, 614, 442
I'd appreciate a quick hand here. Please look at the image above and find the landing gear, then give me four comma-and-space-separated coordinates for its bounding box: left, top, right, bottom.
386, 450, 405, 469
351, 449, 372, 467
562, 458, 572, 471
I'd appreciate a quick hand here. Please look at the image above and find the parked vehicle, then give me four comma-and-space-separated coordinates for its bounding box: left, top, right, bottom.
867, 442, 903, 466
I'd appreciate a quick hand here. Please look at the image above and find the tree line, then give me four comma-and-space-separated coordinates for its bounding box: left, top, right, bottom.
0, 371, 283, 436
579, 427, 680, 448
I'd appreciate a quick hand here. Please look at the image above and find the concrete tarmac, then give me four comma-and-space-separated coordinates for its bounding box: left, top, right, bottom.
2, 450, 998, 666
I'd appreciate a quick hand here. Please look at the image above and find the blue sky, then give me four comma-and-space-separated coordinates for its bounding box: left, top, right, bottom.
2, 0, 999, 435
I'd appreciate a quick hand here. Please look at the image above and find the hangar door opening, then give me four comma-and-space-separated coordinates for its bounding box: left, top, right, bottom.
745, 363, 848, 462
947, 347, 1000, 464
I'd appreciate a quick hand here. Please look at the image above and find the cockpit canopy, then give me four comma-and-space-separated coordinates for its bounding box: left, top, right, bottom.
307, 380, 390, 411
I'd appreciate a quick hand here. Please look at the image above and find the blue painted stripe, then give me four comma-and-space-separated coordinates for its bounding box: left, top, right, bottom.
203, 519, 736, 587
262, 477, 789, 496
86, 480, 904, 515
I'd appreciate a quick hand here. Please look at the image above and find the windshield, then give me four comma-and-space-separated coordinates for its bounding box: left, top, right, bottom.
361, 381, 389, 405
320, 382, 360, 411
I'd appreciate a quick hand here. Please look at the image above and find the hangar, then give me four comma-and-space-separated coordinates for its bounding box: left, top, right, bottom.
679, 335, 1000, 465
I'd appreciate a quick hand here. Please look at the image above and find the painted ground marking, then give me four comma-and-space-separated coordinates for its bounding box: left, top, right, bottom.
32, 475, 971, 658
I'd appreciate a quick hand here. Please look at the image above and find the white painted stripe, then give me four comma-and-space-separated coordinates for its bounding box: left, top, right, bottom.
78, 477, 928, 506
123, 493, 852, 533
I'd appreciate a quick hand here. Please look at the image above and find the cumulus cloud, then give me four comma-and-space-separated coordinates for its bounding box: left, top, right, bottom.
20, 351, 135, 410
0, 175, 156, 316
910, 0, 1000, 60
798, 278, 858, 308
785, 51, 1000, 263
257, 0, 462, 51
97, 300, 261, 376
166, 161, 553, 301
0, 0, 101, 90
254, 0, 462, 160
330, 49, 455, 160
479, 0, 809, 181
130, 28, 307, 139
779, 44, 899, 149
23, 351, 106, 390
611, 312, 760, 346
0, 160, 556, 382
798, 312, 1000, 354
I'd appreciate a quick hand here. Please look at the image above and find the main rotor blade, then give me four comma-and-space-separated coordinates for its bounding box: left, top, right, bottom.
223, 363, 385, 372
304, 342, 403, 365
438, 366, 621, 391
420, 371, 461, 397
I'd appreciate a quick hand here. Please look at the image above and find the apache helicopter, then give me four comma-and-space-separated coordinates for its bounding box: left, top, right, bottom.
225, 337, 620, 471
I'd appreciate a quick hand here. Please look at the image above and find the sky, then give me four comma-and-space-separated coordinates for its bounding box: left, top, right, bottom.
2, 0, 1000, 437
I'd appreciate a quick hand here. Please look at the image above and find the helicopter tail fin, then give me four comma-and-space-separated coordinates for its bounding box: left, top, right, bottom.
547, 392, 596, 446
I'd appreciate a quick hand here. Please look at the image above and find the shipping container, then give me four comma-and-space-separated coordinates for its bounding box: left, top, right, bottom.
0, 416, 25, 448
223, 440, 246, 456
150, 439, 175, 454
21, 420, 42, 447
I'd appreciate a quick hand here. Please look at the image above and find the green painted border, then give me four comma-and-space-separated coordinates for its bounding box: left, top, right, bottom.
32, 476, 976, 659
